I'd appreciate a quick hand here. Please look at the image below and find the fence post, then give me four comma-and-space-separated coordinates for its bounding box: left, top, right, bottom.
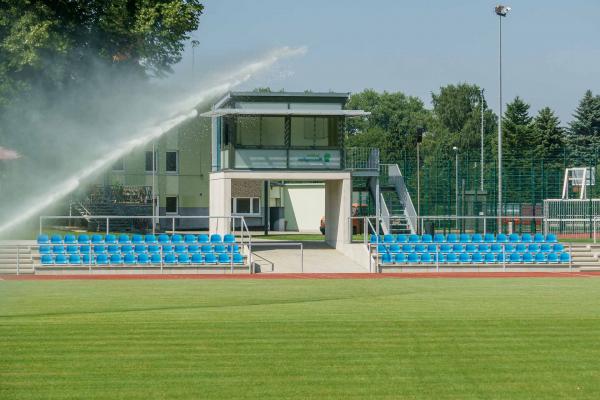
569, 243, 573, 271
39, 218, 43, 235
172, 217, 175, 234
502, 244, 506, 271
436, 245, 439, 272
16, 246, 20, 275
160, 246, 163, 274
106, 218, 109, 235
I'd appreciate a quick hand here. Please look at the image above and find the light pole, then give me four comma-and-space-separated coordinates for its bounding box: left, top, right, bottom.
453, 146, 459, 231
152, 141, 157, 233
480, 88, 485, 192
495, 4, 511, 233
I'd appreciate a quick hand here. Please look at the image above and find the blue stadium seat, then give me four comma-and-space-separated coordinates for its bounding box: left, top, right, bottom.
471, 234, 483, 243
80, 245, 90, 254
459, 233, 471, 243
559, 252, 570, 263
64, 234, 77, 244
171, 234, 184, 244
178, 253, 191, 264
188, 244, 200, 254
440, 244, 452, 253
396, 234, 408, 243
121, 244, 134, 254
134, 244, 147, 254
459, 253, 471, 264
427, 244, 438, 253
383, 234, 395, 243
118, 234, 131, 244
369, 234, 379, 243
52, 245, 65, 254
420, 253, 433, 263
453, 244, 464, 253
534, 233, 545, 243
553, 243, 565, 252
41, 254, 54, 265
110, 254, 123, 264
174, 244, 187, 254
54, 254, 68, 265
421, 234, 433, 243
521, 233, 532, 243
490, 244, 502, 253
93, 245, 106, 254
158, 234, 170, 244
402, 244, 413, 253
484, 233, 495, 243
389, 244, 401, 254
82, 254, 92, 264
77, 235, 90, 244
484, 253, 496, 263
546, 234, 558, 243
233, 254, 244, 264
150, 253, 162, 264
434, 233, 445, 243
535, 253, 547, 263
446, 233, 458, 243
147, 244, 160, 254
107, 244, 120, 254
446, 253, 459, 264
96, 254, 109, 265
214, 245, 227, 254
50, 234, 63, 244
540, 243, 552, 253
105, 234, 117, 244
478, 244, 490, 253
39, 245, 51, 254
377, 244, 388, 254
547, 252, 559, 263
66, 245, 79, 254
137, 253, 150, 264
496, 253, 506, 263
381, 253, 393, 264
496, 234, 508, 243
394, 253, 406, 264
528, 244, 540, 253
37, 234, 49, 244
516, 243, 527, 253
508, 233, 520, 243
210, 234, 223, 244
219, 253, 232, 264
162, 245, 174, 254
415, 244, 427, 253
184, 234, 197, 244
123, 253, 136, 265
91, 234, 104, 244
504, 244, 515, 253
224, 234, 236, 244
163, 253, 177, 264
144, 234, 157, 244
132, 234, 144, 244
465, 244, 477, 253
191, 253, 204, 264
408, 234, 420, 243
523, 252, 534, 263
201, 244, 212, 253
204, 253, 217, 264
407, 253, 419, 264
198, 234, 210, 244
509, 253, 522, 263
472, 252, 484, 264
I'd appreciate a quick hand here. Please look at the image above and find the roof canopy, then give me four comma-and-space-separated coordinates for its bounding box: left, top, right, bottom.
200, 108, 370, 118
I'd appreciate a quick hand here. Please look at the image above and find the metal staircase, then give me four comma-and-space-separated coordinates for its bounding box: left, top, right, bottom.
373, 164, 417, 234
381, 191, 412, 234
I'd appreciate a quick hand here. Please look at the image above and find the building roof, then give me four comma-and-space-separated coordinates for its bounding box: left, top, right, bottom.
229, 91, 350, 99
200, 108, 370, 117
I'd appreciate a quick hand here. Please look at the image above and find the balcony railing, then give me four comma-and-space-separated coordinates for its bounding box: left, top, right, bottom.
344, 148, 380, 170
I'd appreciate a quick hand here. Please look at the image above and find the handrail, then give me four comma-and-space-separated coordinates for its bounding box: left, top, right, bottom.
250, 251, 275, 272
379, 192, 391, 234
248, 242, 304, 272
383, 164, 417, 233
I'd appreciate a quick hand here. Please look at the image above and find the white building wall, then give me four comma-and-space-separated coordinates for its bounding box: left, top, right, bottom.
282, 184, 325, 232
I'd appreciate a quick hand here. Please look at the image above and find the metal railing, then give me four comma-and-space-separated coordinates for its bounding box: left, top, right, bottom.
369, 242, 573, 273
416, 215, 546, 235
381, 164, 417, 233
345, 147, 380, 170
248, 242, 304, 273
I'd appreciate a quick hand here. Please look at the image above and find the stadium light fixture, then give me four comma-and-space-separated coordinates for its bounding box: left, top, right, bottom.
495, 5, 511, 17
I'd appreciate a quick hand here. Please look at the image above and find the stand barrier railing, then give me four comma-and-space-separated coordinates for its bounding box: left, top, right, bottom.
416, 215, 547, 236
248, 242, 304, 273
368, 242, 573, 273
348, 216, 383, 245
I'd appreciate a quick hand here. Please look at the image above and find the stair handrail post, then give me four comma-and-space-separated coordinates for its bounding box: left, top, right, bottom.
16, 246, 20, 275
106, 217, 109, 235
569, 242, 573, 271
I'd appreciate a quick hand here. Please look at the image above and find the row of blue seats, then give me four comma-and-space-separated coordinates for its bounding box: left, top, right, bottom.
381, 252, 570, 264
375, 243, 566, 254
370, 233, 557, 244
37, 233, 236, 245
39, 244, 240, 255
40, 252, 245, 265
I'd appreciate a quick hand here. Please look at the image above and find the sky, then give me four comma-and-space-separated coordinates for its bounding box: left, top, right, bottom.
176, 0, 600, 123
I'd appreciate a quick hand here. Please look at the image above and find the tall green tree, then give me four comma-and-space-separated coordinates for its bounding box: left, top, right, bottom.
567, 90, 600, 165
499, 97, 534, 160
0, 0, 204, 105
532, 107, 565, 166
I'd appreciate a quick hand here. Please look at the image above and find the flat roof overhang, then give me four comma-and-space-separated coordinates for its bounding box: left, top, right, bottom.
209, 170, 352, 181
200, 109, 370, 118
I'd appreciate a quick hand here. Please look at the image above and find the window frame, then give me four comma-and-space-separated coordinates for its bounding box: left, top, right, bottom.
165, 196, 178, 214
145, 151, 158, 173
232, 197, 261, 216
165, 150, 179, 174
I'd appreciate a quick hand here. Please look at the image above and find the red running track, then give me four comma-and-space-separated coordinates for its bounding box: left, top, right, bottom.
2, 272, 600, 281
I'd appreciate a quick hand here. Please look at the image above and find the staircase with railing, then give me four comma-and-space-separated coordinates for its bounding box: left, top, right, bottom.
377, 164, 417, 234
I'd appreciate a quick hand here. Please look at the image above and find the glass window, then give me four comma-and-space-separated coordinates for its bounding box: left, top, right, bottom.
233, 197, 260, 215
166, 151, 178, 173
145, 151, 157, 172
260, 117, 286, 146
291, 117, 339, 147
165, 196, 178, 213
237, 117, 260, 146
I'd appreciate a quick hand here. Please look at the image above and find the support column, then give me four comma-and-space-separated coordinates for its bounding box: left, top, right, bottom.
209, 172, 232, 235
325, 178, 352, 248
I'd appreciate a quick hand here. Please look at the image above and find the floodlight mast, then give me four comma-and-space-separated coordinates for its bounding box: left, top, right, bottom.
495, 5, 510, 233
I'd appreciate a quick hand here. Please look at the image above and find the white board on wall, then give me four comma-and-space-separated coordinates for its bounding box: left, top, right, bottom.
283, 184, 325, 232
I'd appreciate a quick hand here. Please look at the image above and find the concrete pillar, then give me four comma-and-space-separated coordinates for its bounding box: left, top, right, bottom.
325, 178, 352, 248
209, 172, 232, 234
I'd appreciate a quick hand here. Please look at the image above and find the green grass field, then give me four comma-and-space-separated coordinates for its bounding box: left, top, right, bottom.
2, 277, 600, 399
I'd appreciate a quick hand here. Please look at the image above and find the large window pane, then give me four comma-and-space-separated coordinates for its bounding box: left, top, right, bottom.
260, 117, 285, 146
290, 117, 339, 147
237, 117, 260, 146
166, 196, 178, 213
236, 198, 251, 214
166, 151, 178, 172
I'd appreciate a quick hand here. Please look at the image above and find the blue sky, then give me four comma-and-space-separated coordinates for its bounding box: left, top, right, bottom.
179, 0, 600, 123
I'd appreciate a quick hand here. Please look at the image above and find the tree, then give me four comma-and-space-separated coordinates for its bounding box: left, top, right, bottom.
0, 0, 204, 105
567, 90, 600, 165
532, 107, 565, 166
499, 97, 533, 160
